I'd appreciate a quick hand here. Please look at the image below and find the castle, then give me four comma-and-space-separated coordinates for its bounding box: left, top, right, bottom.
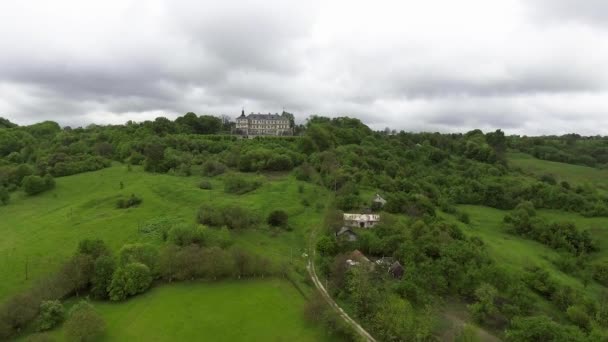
235, 109, 293, 136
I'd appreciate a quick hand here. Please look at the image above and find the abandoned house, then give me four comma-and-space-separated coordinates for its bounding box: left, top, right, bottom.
372, 194, 387, 207
343, 213, 381, 228
336, 227, 358, 242
388, 261, 405, 279
346, 250, 371, 267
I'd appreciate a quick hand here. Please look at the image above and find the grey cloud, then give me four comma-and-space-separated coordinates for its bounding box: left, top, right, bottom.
530, 0, 608, 27
0, 0, 608, 135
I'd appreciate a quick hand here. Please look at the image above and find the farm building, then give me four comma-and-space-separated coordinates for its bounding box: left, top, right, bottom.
346, 250, 371, 267
336, 227, 358, 242
343, 213, 380, 228
372, 194, 387, 207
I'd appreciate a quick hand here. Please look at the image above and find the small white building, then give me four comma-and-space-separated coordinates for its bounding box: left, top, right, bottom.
343, 213, 380, 228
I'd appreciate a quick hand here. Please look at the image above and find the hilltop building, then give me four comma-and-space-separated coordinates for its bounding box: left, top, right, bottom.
235, 109, 293, 137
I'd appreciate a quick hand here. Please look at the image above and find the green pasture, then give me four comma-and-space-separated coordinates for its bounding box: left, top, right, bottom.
0, 165, 330, 301
38, 279, 330, 341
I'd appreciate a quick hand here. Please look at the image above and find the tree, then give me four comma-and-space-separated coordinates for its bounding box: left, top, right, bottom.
118, 243, 158, 273
77, 239, 110, 260
108, 263, 152, 301
22, 175, 49, 195
267, 210, 289, 228
506, 315, 586, 342
35, 300, 64, 332
64, 301, 105, 342
316, 235, 337, 256
469, 283, 498, 323
91, 255, 115, 299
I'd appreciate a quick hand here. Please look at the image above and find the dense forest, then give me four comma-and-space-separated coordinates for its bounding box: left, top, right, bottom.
1, 113, 608, 341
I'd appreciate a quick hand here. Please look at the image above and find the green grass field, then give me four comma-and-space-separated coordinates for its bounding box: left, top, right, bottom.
0, 164, 329, 301
509, 152, 608, 193
31, 279, 329, 341
449, 205, 608, 305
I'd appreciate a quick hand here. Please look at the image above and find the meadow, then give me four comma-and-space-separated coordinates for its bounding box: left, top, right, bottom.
451, 204, 608, 313
509, 151, 608, 194
35, 279, 330, 341
0, 164, 337, 341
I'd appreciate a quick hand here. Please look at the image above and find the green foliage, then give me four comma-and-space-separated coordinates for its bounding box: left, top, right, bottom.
223, 174, 262, 194
108, 263, 152, 301
116, 194, 142, 209
506, 315, 586, 342
22, 175, 54, 195
198, 180, 212, 190
77, 239, 110, 260
35, 300, 64, 332
0, 186, 8, 205
197, 204, 259, 229
469, 283, 498, 323
592, 261, 608, 286
316, 235, 337, 256
91, 255, 116, 299
267, 210, 288, 228
118, 243, 159, 273
455, 324, 480, 342
167, 225, 207, 247
64, 301, 105, 342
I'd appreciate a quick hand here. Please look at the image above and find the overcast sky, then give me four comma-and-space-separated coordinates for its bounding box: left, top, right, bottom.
1, 0, 608, 135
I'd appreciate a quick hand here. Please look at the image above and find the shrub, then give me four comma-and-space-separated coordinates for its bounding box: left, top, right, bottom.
91, 255, 115, 300
197, 204, 259, 230
198, 180, 212, 190
168, 225, 207, 246
223, 174, 262, 194
35, 300, 64, 332
116, 194, 142, 209
77, 239, 110, 260
108, 263, 152, 301
201, 160, 227, 177
64, 301, 105, 342
267, 210, 289, 228
118, 243, 158, 272
0, 186, 8, 205
457, 211, 470, 224
22, 175, 52, 195
593, 261, 608, 286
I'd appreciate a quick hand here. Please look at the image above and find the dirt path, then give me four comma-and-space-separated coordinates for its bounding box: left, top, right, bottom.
307, 250, 377, 342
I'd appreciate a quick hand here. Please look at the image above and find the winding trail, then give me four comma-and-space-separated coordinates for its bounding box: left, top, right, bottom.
306, 248, 377, 342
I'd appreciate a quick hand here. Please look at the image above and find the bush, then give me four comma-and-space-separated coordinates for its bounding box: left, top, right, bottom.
201, 160, 226, 177
91, 255, 115, 299
118, 243, 158, 272
22, 175, 53, 195
457, 211, 470, 224
267, 210, 289, 228
35, 300, 64, 332
0, 186, 8, 205
64, 301, 105, 342
108, 263, 152, 301
593, 261, 608, 286
116, 194, 142, 209
198, 180, 212, 190
223, 174, 262, 194
168, 225, 207, 246
197, 204, 259, 230
77, 239, 110, 260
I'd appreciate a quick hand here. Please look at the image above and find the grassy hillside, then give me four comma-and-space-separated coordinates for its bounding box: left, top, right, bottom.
509, 152, 608, 193
37, 279, 330, 341
0, 164, 329, 301
452, 205, 608, 309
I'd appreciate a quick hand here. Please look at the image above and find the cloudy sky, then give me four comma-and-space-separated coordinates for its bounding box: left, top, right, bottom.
1, 0, 607, 135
